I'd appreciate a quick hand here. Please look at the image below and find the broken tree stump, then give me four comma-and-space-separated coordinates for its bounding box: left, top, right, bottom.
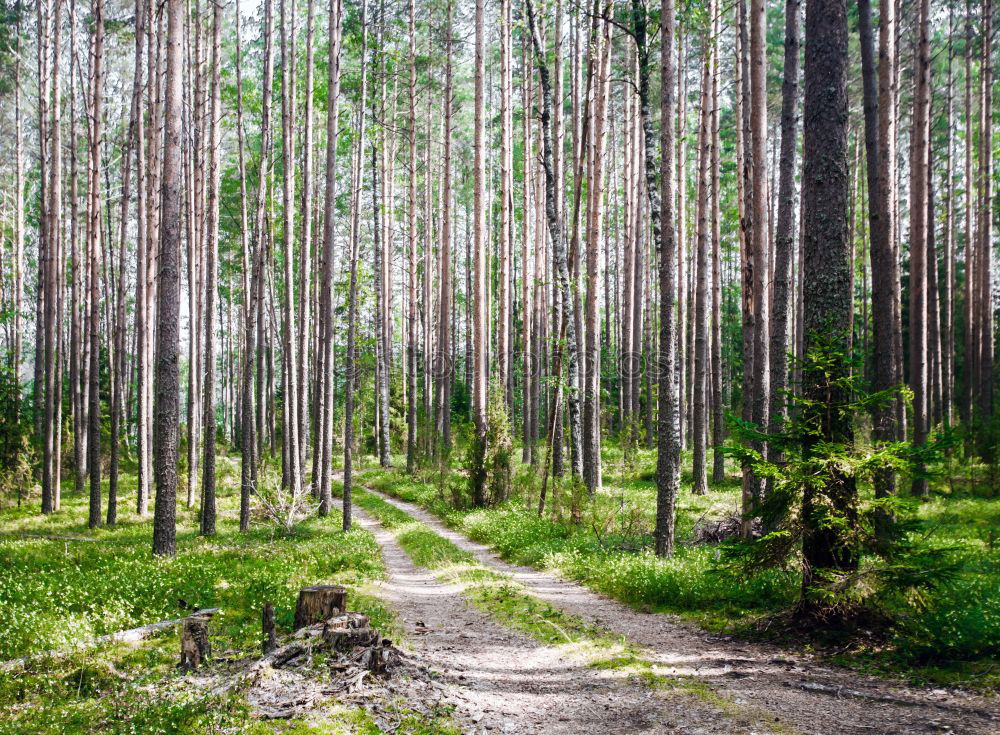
293, 585, 347, 630
322, 613, 377, 653
354, 638, 396, 674
180, 613, 213, 670
262, 603, 277, 654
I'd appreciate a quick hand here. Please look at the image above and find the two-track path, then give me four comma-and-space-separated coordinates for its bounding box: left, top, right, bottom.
357, 486, 999, 735
353, 503, 752, 735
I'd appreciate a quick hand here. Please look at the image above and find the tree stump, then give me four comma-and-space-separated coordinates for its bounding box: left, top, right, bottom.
180, 615, 212, 670
357, 639, 395, 674
293, 585, 347, 629
322, 613, 377, 652
262, 603, 277, 654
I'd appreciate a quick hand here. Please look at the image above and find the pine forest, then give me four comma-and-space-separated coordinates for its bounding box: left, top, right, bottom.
0, 0, 997, 731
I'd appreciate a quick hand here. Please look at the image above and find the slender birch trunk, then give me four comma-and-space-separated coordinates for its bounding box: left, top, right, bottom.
342, 0, 369, 528
86, 0, 103, 528
280, 0, 301, 496
240, 0, 274, 532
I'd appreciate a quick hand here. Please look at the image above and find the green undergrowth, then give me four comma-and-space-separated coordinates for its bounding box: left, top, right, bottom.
359, 455, 1000, 691
0, 463, 398, 734
353, 487, 474, 569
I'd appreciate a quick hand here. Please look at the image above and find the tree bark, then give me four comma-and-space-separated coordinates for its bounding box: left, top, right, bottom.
43, 0, 64, 517
298, 0, 316, 476
436, 0, 453, 461
12, 8, 24, 423
498, 0, 513, 406
691, 26, 712, 497
294, 586, 347, 629
200, 0, 222, 535
280, 0, 301, 496
584, 3, 610, 496
857, 0, 898, 521
342, 0, 369, 530
709, 5, 725, 485
767, 0, 799, 489
655, 0, 680, 556
110, 0, 143, 525
526, 0, 583, 482
800, 0, 857, 608
749, 0, 770, 511
736, 0, 756, 536
87, 0, 103, 528
316, 0, 343, 516
153, 0, 184, 555
908, 0, 931, 496
942, 3, 955, 430
240, 0, 275, 533
521, 38, 533, 465
927, 179, 943, 428
675, 30, 687, 453
963, 0, 975, 434
974, 0, 993, 447
406, 0, 418, 474
470, 0, 489, 506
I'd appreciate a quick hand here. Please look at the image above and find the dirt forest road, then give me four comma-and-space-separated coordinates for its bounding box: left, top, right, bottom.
356, 486, 1000, 735
353, 504, 757, 735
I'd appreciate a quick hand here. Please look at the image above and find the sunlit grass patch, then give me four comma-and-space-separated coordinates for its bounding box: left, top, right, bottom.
0, 472, 398, 734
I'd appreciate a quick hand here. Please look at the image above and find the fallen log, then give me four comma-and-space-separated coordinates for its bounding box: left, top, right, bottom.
2, 533, 102, 543
0, 608, 219, 674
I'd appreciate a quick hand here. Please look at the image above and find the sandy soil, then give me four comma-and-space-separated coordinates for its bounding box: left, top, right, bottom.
359, 487, 1000, 735
352, 505, 771, 734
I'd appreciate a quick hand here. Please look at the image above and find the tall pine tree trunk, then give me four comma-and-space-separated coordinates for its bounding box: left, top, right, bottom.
437, 0, 453, 459
767, 0, 799, 492
406, 0, 418, 474
691, 28, 712, 497
908, 0, 931, 496
858, 0, 898, 522
42, 0, 63, 517
584, 1, 610, 496
153, 0, 183, 555
709, 6, 725, 485
200, 0, 222, 536
974, 0, 993, 448
800, 0, 857, 612
316, 0, 343, 515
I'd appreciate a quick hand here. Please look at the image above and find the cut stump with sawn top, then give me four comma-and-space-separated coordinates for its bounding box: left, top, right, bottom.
294, 585, 347, 629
